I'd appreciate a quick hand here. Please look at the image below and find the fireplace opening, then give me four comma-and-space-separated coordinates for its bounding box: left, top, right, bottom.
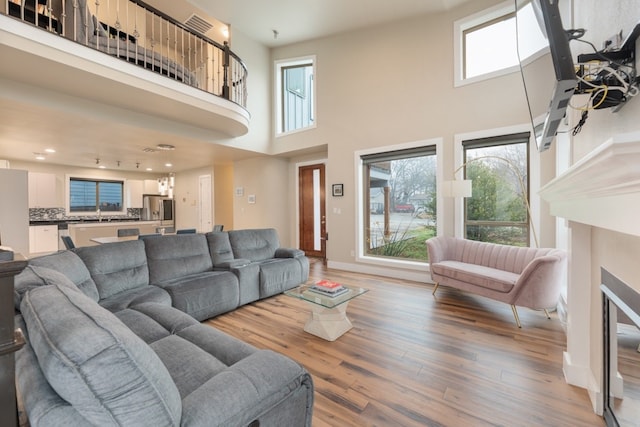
601, 268, 640, 427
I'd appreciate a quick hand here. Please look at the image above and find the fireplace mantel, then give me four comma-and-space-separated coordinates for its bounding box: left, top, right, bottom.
539, 131, 640, 237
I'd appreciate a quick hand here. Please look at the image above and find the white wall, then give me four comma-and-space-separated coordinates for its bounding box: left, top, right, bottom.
570, 0, 640, 410
270, 0, 541, 272
233, 156, 291, 243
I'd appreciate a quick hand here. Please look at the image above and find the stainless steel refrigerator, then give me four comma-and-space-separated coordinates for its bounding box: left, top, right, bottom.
141, 194, 175, 226
0, 169, 29, 255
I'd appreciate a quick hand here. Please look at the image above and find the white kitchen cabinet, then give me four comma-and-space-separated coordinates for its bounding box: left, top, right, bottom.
29, 225, 59, 254
143, 179, 159, 195
127, 180, 144, 208
28, 172, 58, 208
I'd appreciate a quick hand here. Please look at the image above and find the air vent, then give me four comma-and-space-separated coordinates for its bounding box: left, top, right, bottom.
184, 14, 213, 35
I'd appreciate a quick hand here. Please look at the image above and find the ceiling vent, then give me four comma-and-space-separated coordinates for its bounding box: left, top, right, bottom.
184, 14, 213, 35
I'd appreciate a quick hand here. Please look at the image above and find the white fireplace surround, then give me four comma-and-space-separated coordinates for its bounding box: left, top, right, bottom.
539, 130, 640, 414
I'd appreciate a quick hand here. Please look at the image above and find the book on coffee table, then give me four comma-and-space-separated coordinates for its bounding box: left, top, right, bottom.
309, 280, 349, 297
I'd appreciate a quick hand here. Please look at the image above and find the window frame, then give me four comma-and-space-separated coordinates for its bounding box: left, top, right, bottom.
66, 175, 126, 216
274, 55, 316, 136
354, 138, 444, 274
453, 1, 520, 87
462, 133, 531, 246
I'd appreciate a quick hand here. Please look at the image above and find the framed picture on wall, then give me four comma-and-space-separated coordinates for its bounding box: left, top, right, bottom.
332, 184, 343, 197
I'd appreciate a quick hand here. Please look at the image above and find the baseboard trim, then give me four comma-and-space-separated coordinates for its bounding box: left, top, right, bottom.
326, 260, 433, 283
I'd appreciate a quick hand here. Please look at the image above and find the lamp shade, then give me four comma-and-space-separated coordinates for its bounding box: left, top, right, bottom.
442, 179, 472, 198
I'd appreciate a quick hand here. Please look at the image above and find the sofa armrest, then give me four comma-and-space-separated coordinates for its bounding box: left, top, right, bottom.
511, 251, 566, 309
213, 258, 251, 269
180, 350, 313, 426
426, 236, 451, 264
275, 248, 305, 258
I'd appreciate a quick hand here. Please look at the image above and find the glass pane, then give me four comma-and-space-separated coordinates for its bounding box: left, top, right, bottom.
282, 64, 313, 133
98, 182, 123, 211
465, 16, 518, 79
69, 180, 96, 212
365, 153, 437, 262
464, 142, 529, 246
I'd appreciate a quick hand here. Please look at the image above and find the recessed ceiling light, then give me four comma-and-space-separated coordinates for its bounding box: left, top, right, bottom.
165, 163, 173, 167
44, 148, 56, 153
156, 144, 175, 151
146, 168, 153, 171
35, 155, 46, 161
98, 165, 106, 169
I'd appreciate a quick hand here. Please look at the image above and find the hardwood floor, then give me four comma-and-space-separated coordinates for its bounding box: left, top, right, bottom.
206, 258, 604, 427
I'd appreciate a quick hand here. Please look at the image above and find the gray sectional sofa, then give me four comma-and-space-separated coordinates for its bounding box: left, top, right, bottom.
13, 229, 313, 426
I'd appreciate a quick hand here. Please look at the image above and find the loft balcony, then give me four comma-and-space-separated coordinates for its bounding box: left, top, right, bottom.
0, 0, 249, 137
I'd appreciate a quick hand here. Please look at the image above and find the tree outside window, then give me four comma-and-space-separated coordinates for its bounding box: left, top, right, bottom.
463, 134, 530, 246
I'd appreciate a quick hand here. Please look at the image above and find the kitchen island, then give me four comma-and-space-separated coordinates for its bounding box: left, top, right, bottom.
68, 221, 171, 247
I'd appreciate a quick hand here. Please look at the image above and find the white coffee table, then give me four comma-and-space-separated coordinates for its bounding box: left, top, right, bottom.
285, 283, 368, 341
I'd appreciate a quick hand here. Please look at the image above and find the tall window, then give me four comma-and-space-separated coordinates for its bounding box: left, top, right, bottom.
275, 56, 315, 135
69, 178, 123, 212
361, 146, 437, 262
462, 133, 530, 246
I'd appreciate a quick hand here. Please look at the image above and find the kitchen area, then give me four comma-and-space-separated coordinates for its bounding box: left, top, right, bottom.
1, 168, 176, 256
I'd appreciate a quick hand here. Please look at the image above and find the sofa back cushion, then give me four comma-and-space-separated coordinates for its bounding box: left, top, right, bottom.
144, 234, 213, 284
205, 231, 235, 265
449, 237, 555, 274
75, 240, 149, 300
20, 276, 181, 426
14, 250, 99, 309
228, 229, 280, 262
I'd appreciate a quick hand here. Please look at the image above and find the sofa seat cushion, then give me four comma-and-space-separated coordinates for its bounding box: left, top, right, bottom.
431, 260, 518, 293
154, 271, 239, 321
116, 302, 260, 399
20, 279, 182, 426
258, 258, 305, 298
75, 240, 149, 300
99, 285, 171, 313
15, 250, 99, 307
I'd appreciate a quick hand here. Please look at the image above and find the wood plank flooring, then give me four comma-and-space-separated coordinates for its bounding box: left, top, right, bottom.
206, 258, 604, 427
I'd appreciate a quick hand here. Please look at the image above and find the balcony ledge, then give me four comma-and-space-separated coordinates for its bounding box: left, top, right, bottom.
0, 15, 249, 137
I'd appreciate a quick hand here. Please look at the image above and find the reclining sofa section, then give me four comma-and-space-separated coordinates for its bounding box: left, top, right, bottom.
13, 229, 313, 426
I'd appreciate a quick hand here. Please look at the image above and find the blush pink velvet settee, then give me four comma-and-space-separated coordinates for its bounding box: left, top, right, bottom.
426, 236, 567, 327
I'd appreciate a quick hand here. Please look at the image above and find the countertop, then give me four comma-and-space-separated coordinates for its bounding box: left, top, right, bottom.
29, 218, 145, 229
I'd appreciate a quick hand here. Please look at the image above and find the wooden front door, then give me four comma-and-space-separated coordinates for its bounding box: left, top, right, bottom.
298, 164, 326, 258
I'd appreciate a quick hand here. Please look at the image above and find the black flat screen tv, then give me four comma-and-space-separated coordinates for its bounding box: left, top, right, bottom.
516, 0, 577, 152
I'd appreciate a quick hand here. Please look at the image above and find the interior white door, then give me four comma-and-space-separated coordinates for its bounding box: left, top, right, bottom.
198, 174, 212, 232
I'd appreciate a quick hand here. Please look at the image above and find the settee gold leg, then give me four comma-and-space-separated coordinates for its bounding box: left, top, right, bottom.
432, 283, 439, 296
543, 309, 551, 319
511, 305, 522, 328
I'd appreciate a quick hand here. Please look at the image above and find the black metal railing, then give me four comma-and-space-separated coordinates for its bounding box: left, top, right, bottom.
4, 0, 247, 108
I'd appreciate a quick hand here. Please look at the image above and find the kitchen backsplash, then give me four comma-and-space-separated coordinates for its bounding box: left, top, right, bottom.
30, 208, 142, 222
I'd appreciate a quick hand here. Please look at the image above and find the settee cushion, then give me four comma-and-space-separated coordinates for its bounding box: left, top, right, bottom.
228, 228, 280, 261
14, 250, 99, 306
145, 234, 213, 283
20, 279, 182, 426
154, 271, 240, 321
75, 240, 149, 300
258, 259, 307, 298
431, 260, 518, 293
99, 285, 172, 312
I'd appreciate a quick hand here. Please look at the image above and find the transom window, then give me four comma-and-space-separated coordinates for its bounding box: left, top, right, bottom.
462, 133, 530, 246
455, 1, 547, 85
275, 56, 315, 135
69, 178, 123, 212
